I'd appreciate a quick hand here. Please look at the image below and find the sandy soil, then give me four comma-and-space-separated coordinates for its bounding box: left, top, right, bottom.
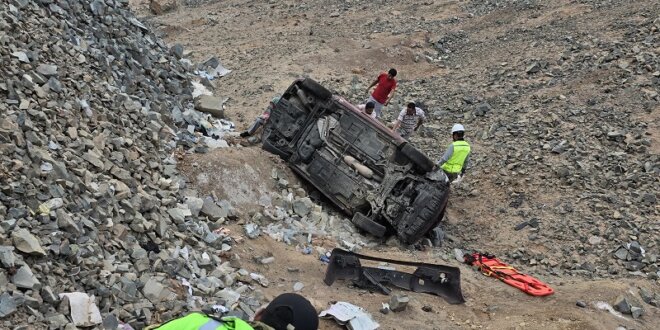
228, 222, 653, 330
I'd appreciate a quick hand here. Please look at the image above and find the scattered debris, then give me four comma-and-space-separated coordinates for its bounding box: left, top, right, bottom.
389, 294, 409, 312
594, 301, 625, 319
319, 302, 380, 330
324, 249, 465, 304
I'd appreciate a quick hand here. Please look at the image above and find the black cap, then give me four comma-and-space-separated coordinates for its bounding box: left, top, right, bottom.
259, 293, 318, 330
365, 101, 375, 109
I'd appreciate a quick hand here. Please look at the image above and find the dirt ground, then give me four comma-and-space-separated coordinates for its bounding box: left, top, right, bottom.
229, 222, 652, 330
130, 0, 658, 328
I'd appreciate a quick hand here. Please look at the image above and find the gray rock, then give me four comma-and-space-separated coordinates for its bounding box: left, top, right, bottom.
613, 295, 632, 314
0, 246, 17, 268
11, 228, 47, 256
0, 292, 17, 318
184, 196, 204, 217
170, 44, 184, 59
293, 282, 304, 292
56, 209, 81, 235
142, 278, 170, 303
292, 198, 312, 217
526, 62, 541, 73
167, 206, 191, 224
576, 300, 587, 308
36, 64, 58, 77
102, 314, 119, 330
614, 247, 629, 260
631, 306, 644, 319
639, 288, 658, 307
389, 294, 409, 312
201, 197, 227, 220
12, 265, 40, 289
194, 95, 225, 118
641, 193, 656, 206
12, 51, 29, 63
474, 102, 492, 116
82, 151, 105, 169
624, 261, 645, 271
41, 286, 60, 304
47, 77, 63, 93
47, 313, 69, 329
244, 223, 261, 239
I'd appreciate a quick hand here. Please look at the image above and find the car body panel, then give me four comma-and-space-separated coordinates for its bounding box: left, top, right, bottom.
262, 78, 449, 243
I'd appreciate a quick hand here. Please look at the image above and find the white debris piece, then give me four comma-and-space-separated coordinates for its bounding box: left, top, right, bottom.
59, 292, 103, 327
192, 81, 213, 98
319, 301, 379, 330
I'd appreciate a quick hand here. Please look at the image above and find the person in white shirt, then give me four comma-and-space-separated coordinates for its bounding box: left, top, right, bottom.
392, 102, 425, 139
357, 101, 378, 119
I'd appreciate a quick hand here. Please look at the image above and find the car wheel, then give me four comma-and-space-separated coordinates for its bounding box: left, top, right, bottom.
300, 78, 332, 101
351, 212, 386, 237
397, 188, 447, 244
400, 143, 434, 174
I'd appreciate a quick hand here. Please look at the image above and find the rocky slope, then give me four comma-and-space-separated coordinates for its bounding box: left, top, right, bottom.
0, 0, 264, 328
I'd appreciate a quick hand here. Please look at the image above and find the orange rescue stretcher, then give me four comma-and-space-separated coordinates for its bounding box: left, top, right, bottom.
464, 252, 554, 297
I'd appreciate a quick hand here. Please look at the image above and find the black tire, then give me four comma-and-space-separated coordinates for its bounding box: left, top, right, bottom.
400, 143, 434, 174
300, 78, 332, 101
351, 212, 386, 237
396, 188, 448, 244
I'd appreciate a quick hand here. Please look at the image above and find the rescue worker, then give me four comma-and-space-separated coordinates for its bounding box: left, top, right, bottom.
149, 293, 318, 330
437, 124, 471, 182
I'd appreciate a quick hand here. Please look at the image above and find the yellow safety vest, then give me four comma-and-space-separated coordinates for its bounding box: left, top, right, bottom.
441, 140, 471, 174
151, 313, 254, 330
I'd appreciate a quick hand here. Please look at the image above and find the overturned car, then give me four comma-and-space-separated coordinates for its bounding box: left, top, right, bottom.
261, 78, 449, 244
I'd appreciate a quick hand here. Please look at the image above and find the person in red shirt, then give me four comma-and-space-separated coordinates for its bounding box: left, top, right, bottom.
365, 68, 397, 118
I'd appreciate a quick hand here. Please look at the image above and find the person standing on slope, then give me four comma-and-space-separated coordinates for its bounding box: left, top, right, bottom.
365, 68, 398, 118
437, 124, 471, 182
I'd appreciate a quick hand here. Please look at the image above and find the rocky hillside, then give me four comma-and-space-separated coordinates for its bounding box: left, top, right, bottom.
318, 0, 659, 280
0, 0, 263, 328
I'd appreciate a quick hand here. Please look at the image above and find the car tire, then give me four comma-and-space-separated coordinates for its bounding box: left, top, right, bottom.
300, 78, 332, 101
397, 188, 447, 244
400, 143, 434, 174
351, 212, 386, 237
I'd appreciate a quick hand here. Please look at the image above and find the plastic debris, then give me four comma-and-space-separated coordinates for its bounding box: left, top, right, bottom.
319, 301, 380, 330
594, 301, 625, 319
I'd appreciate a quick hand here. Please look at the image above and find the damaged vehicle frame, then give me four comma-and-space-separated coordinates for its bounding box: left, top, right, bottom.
262, 78, 449, 244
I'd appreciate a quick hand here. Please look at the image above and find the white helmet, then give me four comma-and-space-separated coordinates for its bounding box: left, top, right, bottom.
451, 123, 465, 133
